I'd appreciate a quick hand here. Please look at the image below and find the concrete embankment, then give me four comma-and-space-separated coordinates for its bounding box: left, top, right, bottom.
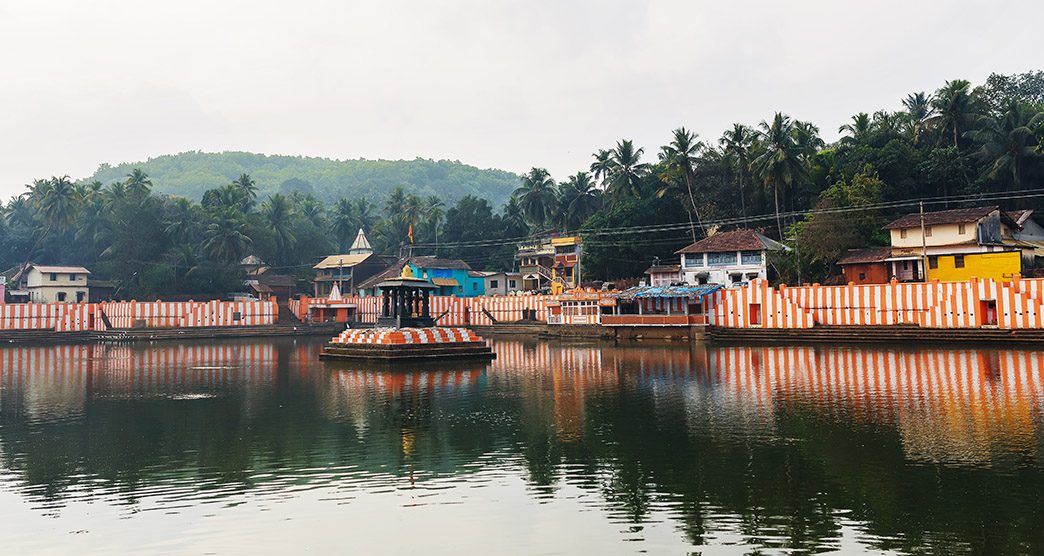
0, 323, 345, 345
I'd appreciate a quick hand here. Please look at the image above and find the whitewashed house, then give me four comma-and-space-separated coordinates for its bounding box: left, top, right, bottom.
675, 229, 785, 286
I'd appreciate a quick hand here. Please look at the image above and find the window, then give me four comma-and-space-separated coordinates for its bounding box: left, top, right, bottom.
708, 252, 735, 266
858, 272, 867, 281
928, 256, 938, 269
490, 280, 499, 289
900, 228, 908, 239
457, 286, 463, 293
472, 282, 478, 291
57, 292, 66, 302
70, 274, 78, 281
925, 226, 932, 237
958, 223, 966, 235
741, 251, 761, 265
50, 273, 57, 281
684, 255, 702, 267
509, 280, 517, 288
954, 255, 965, 268
76, 291, 85, 303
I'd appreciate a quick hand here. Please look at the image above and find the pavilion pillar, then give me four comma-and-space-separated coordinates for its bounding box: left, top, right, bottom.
422, 291, 430, 318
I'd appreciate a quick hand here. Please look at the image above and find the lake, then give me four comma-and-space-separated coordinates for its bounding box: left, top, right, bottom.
0, 337, 1042, 554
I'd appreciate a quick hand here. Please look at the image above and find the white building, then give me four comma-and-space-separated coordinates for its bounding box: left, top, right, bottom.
643, 264, 680, 287
476, 271, 523, 296
19, 264, 91, 303
675, 229, 785, 287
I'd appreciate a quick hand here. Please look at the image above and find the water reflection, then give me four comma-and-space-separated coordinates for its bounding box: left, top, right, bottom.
0, 338, 1041, 554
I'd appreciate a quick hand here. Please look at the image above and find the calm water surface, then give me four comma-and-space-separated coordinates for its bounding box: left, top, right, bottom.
1, 338, 1042, 554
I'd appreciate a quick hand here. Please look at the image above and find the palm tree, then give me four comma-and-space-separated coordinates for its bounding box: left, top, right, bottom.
202, 207, 252, 263
354, 198, 375, 231
425, 195, 445, 254
232, 173, 258, 204
839, 112, 872, 141
968, 101, 1044, 190
903, 92, 934, 144
331, 198, 357, 252
163, 197, 200, 244
125, 169, 152, 197
606, 139, 650, 199
263, 194, 297, 261
720, 123, 754, 223
31, 175, 82, 232
590, 149, 614, 187
930, 79, 976, 149
658, 127, 705, 239
750, 113, 806, 239
556, 172, 602, 230
513, 168, 557, 227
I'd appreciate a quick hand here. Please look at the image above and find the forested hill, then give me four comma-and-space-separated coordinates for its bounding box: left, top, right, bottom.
84, 151, 521, 206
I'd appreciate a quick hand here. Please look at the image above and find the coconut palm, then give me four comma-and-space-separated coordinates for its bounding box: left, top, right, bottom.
967, 101, 1044, 190
839, 112, 872, 141
331, 198, 357, 251
513, 167, 557, 226
590, 149, 614, 187
720, 123, 755, 223
930, 79, 976, 148
902, 92, 935, 144
125, 169, 153, 197
606, 139, 650, 200
232, 174, 258, 204
658, 127, 706, 239
202, 207, 252, 263
262, 194, 297, 260
750, 113, 806, 239
31, 176, 82, 232
556, 172, 602, 231
425, 195, 445, 253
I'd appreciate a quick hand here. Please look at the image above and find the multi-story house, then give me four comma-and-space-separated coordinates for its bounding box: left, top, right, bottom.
516, 235, 582, 292
675, 229, 785, 287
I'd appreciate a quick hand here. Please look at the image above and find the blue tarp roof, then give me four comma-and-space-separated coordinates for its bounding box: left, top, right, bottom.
614, 284, 722, 300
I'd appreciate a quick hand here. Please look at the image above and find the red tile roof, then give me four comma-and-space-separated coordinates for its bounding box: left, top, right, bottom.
884, 206, 1018, 229
675, 229, 783, 254
644, 265, 681, 275
836, 247, 893, 265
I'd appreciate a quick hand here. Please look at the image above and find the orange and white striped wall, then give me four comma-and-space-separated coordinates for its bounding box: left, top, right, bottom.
296, 295, 554, 326
0, 300, 278, 332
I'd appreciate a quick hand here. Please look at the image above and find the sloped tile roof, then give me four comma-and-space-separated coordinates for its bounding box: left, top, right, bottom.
884, 206, 1013, 229
836, 247, 893, 265
675, 229, 784, 254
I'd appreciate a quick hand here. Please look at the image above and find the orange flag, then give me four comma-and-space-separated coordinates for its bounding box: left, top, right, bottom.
408, 223, 414, 244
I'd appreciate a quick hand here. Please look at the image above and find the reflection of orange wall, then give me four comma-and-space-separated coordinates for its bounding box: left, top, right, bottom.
708, 346, 1044, 462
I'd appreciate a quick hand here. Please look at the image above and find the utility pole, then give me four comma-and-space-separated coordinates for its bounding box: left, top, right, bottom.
919, 201, 928, 281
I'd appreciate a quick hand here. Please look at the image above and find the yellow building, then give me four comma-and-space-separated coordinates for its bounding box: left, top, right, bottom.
884, 206, 1025, 283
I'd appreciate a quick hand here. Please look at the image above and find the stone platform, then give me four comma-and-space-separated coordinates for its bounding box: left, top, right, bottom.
319, 327, 497, 362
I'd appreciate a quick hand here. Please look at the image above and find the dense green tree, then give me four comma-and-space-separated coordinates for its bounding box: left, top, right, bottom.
751, 113, 806, 239
555, 172, 602, 231
658, 127, 706, 240
967, 101, 1043, 190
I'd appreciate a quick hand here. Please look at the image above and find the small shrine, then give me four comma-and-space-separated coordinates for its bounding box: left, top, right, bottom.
320, 265, 496, 362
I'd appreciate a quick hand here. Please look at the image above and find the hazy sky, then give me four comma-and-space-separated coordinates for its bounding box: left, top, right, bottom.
2, 0, 1041, 201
